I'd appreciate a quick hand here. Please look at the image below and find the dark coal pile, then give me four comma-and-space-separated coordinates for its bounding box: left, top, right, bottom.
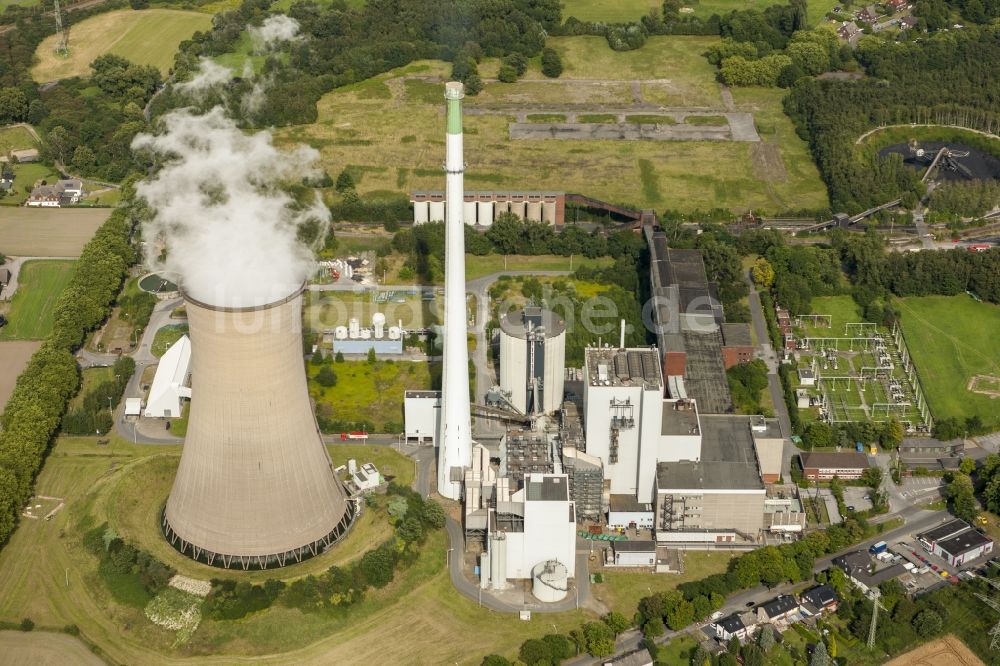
879, 142, 1000, 182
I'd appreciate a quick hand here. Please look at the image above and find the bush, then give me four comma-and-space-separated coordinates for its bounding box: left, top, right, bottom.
498, 64, 518, 83
519, 638, 552, 665
541, 48, 563, 78
63, 623, 79, 636
316, 366, 338, 387
19, 617, 33, 631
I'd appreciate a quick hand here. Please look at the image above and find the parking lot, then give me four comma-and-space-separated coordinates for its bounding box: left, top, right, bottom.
901, 476, 945, 501
842, 486, 873, 513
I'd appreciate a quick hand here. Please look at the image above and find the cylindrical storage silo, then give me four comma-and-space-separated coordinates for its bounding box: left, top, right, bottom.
511, 201, 526, 219
372, 312, 386, 338
490, 533, 507, 590
348, 318, 360, 338
499, 307, 567, 414
429, 200, 445, 222
463, 200, 477, 226
526, 201, 542, 221
493, 200, 509, 220
334, 326, 348, 340
388, 326, 401, 340
413, 201, 429, 224
360, 329, 371, 339
477, 201, 493, 227
163, 287, 354, 569
542, 201, 556, 225
532, 560, 569, 602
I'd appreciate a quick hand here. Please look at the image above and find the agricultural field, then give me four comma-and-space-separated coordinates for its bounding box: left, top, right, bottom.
0, 630, 104, 666
308, 359, 432, 430
0, 260, 76, 340
0, 436, 589, 664
32, 9, 213, 82
0, 125, 36, 155
885, 635, 985, 666
562, 0, 661, 22
276, 36, 829, 213
685, 0, 840, 27
896, 295, 1000, 425
0, 208, 109, 256
0, 340, 41, 412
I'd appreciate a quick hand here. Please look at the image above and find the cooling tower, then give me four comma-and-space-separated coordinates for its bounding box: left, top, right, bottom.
163, 286, 354, 569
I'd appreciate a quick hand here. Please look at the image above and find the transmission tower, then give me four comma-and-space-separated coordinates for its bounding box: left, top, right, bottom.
867, 589, 885, 649
975, 572, 1000, 652
53, 0, 68, 56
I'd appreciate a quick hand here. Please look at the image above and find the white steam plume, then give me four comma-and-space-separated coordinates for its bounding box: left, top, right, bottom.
132, 107, 329, 308
174, 58, 233, 99
249, 15, 302, 53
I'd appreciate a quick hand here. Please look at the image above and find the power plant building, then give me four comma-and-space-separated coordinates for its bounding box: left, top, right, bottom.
654, 415, 769, 546
582, 346, 664, 501
163, 287, 354, 569
404, 390, 441, 445
411, 191, 566, 226
499, 307, 566, 414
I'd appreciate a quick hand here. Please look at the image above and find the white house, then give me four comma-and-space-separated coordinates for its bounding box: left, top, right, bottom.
144, 335, 192, 418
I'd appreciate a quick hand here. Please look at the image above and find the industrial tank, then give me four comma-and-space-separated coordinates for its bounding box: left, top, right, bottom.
526, 201, 542, 221
477, 201, 494, 227
163, 287, 354, 569
511, 201, 526, 219
542, 201, 557, 225
493, 201, 510, 221
498, 307, 566, 414
489, 532, 508, 590
463, 200, 477, 226
429, 200, 445, 222
532, 560, 569, 602
334, 326, 348, 340
413, 200, 429, 224
372, 312, 386, 338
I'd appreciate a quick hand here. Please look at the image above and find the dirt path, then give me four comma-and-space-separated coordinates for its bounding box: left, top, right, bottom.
0, 630, 105, 665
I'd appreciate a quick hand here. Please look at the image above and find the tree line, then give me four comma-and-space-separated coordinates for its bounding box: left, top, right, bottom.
0, 185, 138, 549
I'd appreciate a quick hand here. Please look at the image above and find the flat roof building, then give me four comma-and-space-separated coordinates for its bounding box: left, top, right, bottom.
800, 451, 870, 480
144, 335, 192, 418
918, 519, 994, 567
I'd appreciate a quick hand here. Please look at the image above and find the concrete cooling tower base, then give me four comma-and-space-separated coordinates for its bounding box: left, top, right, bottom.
161, 505, 356, 570
163, 287, 357, 570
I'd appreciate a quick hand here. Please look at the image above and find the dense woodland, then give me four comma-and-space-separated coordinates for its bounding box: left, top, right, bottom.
785, 26, 1000, 213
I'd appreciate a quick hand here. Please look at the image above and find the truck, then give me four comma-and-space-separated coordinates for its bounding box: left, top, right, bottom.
869, 541, 888, 555
856, 442, 865, 453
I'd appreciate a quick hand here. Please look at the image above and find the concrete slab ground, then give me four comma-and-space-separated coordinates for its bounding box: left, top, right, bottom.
510, 112, 760, 142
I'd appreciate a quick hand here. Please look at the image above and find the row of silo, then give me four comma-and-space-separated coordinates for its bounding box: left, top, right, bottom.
412, 198, 558, 226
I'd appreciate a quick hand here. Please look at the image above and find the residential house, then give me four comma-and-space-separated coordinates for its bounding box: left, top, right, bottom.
756, 594, 801, 627
900, 15, 919, 29
858, 5, 880, 22
833, 550, 906, 594
25, 185, 60, 207
799, 584, 839, 616
55, 179, 84, 203
711, 612, 757, 642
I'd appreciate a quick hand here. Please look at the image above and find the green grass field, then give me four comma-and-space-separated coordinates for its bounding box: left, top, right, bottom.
562, 0, 661, 22
897, 295, 1000, 425
805, 295, 862, 336
149, 323, 187, 357
0, 260, 75, 340
281, 38, 827, 213
0, 435, 590, 664
32, 9, 213, 82
309, 360, 432, 430
592, 550, 735, 613
0, 125, 36, 155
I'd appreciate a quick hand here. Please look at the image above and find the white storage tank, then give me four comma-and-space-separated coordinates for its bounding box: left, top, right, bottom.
348, 318, 361, 338
498, 307, 567, 414
463, 200, 477, 225
413, 200, 429, 224
489, 532, 507, 590
532, 560, 569, 602
388, 326, 401, 340
542, 201, 557, 225
526, 201, 542, 221
429, 200, 446, 222
477, 201, 494, 226
360, 329, 372, 339
372, 312, 386, 338
334, 326, 348, 340
511, 201, 526, 219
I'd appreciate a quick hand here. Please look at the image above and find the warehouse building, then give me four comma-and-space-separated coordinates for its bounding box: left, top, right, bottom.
144, 335, 192, 418
403, 390, 441, 445
799, 451, 871, 480
917, 519, 994, 567
607, 540, 657, 567
654, 415, 767, 546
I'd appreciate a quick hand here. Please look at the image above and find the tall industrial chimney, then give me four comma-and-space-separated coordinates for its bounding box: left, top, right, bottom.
437, 81, 474, 500
163, 286, 354, 569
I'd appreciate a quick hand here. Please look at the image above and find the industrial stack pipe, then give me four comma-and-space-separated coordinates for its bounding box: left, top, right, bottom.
162, 286, 354, 569
437, 81, 474, 500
